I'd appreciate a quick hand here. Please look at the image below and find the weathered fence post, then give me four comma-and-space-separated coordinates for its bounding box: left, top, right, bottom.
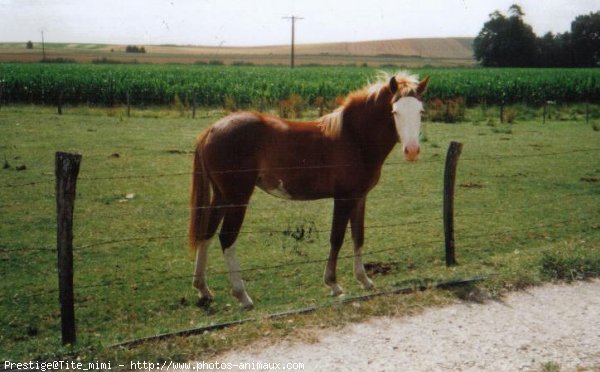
126, 91, 131, 118
443, 141, 463, 267
543, 102, 547, 124
57, 91, 64, 115
55, 151, 82, 345
586, 102, 590, 125
192, 93, 197, 119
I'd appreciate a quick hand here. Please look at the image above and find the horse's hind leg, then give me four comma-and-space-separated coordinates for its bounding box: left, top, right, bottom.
193, 193, 226, 304
220, 203, 254, 309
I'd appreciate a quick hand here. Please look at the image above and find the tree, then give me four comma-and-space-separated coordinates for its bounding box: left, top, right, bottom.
508, 4, 524, 18
125, 45, 146, 53
537, 32, 573, 67
570, 11, 600, 67
26, 41, 33, 49
473, 4, 539, 67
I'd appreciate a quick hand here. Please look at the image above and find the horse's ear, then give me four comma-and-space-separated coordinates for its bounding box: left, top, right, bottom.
417, 76, 430, 96
389, 76, 398, 94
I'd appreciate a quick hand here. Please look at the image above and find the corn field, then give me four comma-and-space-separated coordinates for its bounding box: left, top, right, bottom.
0, 64, 599, 107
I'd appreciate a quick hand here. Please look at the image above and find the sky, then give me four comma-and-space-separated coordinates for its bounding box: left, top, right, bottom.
0, 0, 597, 46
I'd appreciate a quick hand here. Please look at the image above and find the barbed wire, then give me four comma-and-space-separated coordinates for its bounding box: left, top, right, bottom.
1, 188, 595, 255
5, 216, 594, 303
2, 143, 598, 316
2, 147, 599, 189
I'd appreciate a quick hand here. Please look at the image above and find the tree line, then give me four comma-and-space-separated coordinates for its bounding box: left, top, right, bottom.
474, 4, 600, 67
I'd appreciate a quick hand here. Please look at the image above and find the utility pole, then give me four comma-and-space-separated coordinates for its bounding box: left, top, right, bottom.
41, 30, 46, 61
282, 16, 303, 68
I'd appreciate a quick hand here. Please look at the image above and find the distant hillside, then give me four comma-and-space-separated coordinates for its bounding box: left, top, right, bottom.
0, 37, 475, 66
151, 37, 474, 59
294, 37, 474, 59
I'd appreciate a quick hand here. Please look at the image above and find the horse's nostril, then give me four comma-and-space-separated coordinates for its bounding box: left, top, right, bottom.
404, 147, 409, 154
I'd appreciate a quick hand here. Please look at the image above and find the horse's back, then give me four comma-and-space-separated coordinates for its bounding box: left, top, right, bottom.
207, 111, 267, 143
199, 112, 266, 176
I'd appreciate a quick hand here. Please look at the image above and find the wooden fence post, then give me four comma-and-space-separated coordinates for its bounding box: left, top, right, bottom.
55, 151, 82, 345
57, 91, 64, 115
443, 141, 463, 267
192, 93, 197, 119
586, 102, 590, 125
543, 102, 547, 124
126, 91, 131, 118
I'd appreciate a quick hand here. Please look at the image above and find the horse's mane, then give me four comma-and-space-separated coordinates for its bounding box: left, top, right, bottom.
318, 71, 419, 139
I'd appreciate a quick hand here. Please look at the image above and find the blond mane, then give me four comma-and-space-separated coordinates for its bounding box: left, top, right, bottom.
317, 71, 420, 139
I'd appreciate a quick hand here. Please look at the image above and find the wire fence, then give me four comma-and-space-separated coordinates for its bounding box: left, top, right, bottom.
8, 215, 588, 299
3, 146, 599, 190
2, 146, 598, 256
1, 143, 599, 351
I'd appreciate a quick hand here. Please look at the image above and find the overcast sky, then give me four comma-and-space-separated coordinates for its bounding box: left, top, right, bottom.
0, 0, 597, 46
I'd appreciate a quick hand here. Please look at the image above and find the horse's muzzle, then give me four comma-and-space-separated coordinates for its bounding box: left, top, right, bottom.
404, 144, 420, 162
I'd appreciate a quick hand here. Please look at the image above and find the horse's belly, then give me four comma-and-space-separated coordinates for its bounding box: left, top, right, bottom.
257, 179, 294, 200
256, 173, 330, 201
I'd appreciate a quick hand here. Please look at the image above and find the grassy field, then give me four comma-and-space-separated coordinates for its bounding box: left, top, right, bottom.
1, 104, 599, 364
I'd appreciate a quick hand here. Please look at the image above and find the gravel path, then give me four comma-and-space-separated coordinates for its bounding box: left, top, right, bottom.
213, 280, 600, 371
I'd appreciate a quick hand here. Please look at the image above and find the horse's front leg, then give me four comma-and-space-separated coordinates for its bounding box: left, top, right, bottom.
350, 196, 374, 290
324, 198, 354, 296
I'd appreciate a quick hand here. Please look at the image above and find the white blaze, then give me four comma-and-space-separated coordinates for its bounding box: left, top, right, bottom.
392, 97, 423, 160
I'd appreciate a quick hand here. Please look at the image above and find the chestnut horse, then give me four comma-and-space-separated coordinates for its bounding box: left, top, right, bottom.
189, 71, 429, 309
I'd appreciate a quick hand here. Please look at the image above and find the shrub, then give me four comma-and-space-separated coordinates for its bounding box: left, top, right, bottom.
171, 94, 188, 116
314, 96, 340, 116
426, 97, 466, 123
278, 94, 306, 119
40, 58, 77, 64
223, 95, 237, 112
125, 45, 146, 53
503, 108, 518, 123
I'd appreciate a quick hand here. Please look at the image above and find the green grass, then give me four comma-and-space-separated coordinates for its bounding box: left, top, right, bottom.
0, 104, 599, 363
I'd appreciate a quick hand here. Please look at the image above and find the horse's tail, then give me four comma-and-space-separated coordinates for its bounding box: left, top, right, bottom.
189, 130, 211, 256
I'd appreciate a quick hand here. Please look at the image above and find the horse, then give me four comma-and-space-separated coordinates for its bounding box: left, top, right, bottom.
189, 71, 430, 309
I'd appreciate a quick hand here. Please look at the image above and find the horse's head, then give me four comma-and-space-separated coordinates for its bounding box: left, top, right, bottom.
389, 74, 430, 162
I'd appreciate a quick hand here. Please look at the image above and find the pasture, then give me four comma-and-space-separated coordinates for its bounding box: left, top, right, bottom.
1, 102, 599, 362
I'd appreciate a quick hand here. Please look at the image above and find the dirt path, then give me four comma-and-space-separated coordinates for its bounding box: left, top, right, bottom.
212, 280, 600, 371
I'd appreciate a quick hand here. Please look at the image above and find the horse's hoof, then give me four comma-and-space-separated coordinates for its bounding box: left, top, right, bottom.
232, 289, 254, 311
241, 302, 254, 311
238, 295, 254, 310
362, 279, 375, 291
196, 296, 214, 308
329, 284, 344, 297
